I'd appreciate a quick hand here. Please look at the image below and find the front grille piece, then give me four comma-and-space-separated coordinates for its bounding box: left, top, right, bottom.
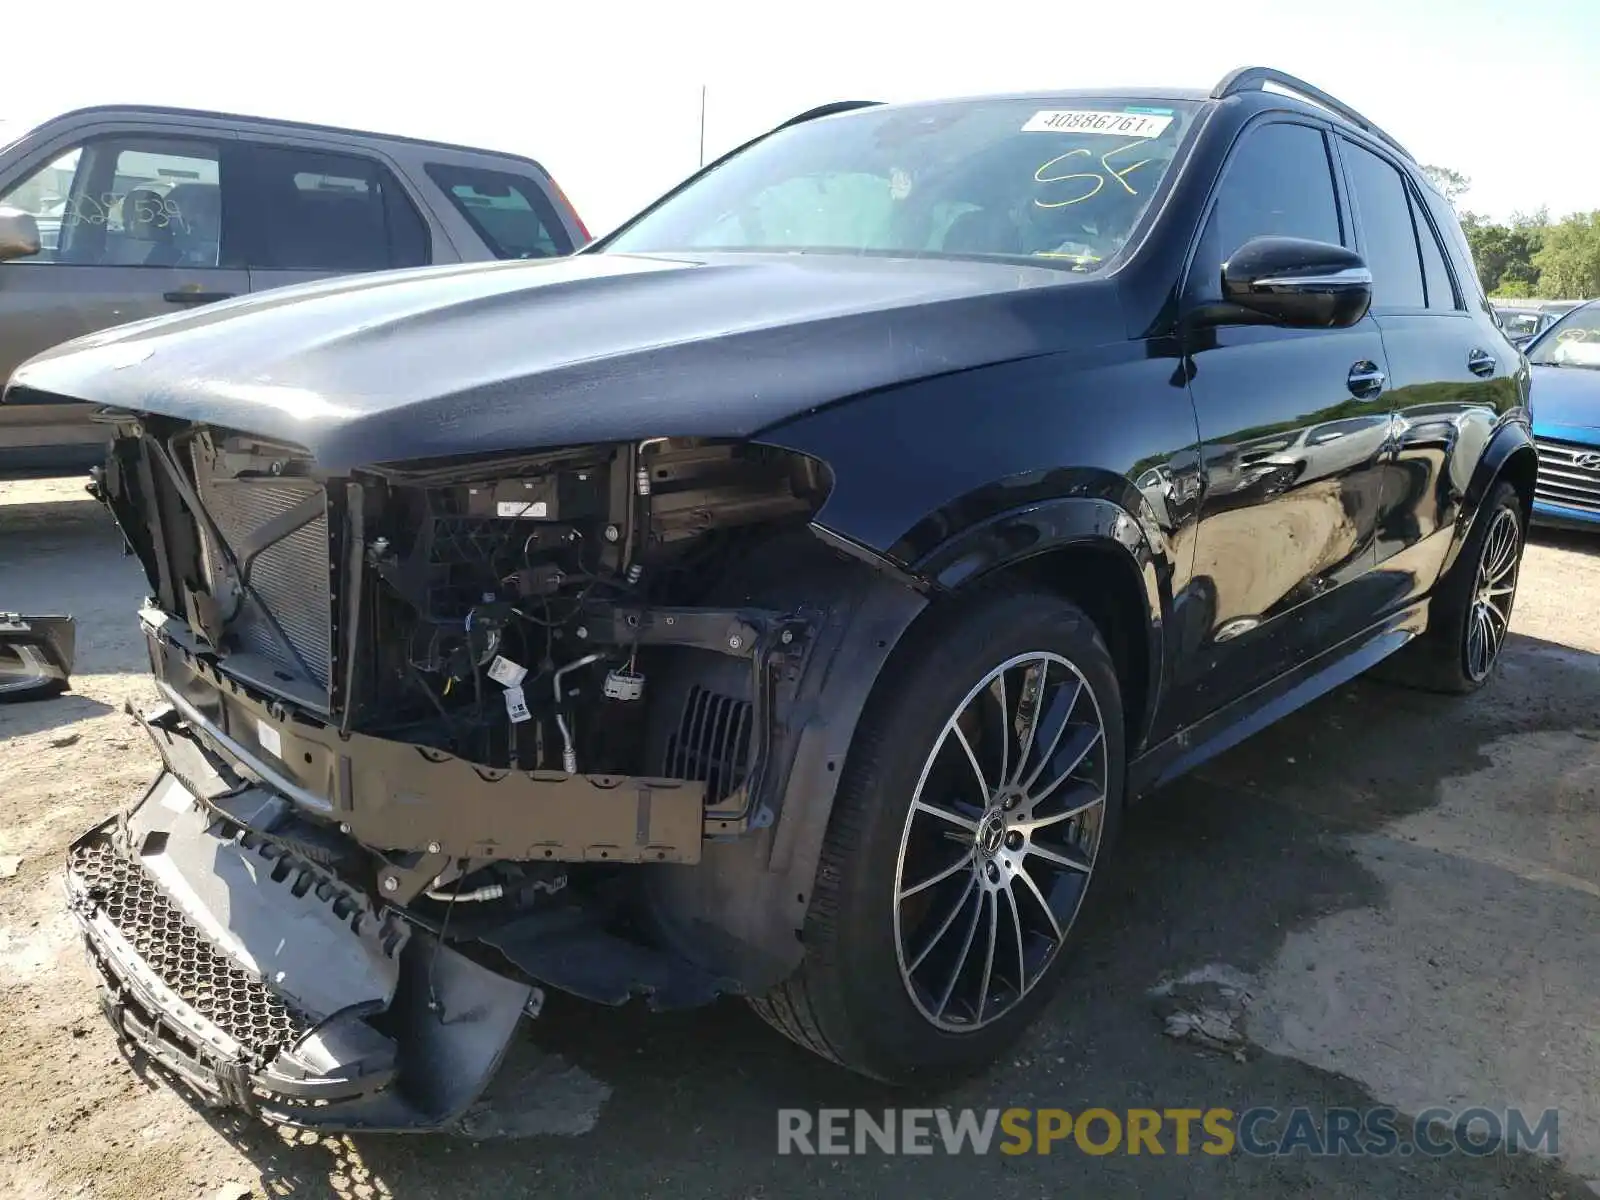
664, 684, 752, 804
1534, 438, 1600, 514
69, 836, 312, 1055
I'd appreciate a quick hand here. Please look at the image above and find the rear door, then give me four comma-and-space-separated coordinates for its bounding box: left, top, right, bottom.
231, 141, 432, 295
1171, 118, 1393, 728
1337, 137, 1521, 596
0, 129, 247, 460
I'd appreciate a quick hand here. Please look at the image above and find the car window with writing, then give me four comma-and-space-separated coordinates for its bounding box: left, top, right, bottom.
606, 98, 1200, 272
1, 139, 222, 267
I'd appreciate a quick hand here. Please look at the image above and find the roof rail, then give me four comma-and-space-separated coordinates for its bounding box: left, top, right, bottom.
776, 100, 883, 130
1210, 66, 1415, 162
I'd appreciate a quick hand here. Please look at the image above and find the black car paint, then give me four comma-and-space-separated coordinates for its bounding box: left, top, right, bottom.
13, 84, 1534, 986
7, 252, 1100, 471
759, 97, 1529, 776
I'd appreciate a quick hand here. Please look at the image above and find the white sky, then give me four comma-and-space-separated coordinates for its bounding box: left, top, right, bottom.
3, 0, 1595, 235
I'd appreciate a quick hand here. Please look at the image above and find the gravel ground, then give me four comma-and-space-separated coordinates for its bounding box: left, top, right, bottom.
1, 474, 1597, 1199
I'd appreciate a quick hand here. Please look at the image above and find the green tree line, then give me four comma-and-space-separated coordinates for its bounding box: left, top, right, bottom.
1423, 165, 1599, 300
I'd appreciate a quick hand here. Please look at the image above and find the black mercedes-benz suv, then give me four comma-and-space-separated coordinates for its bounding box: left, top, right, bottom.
5, 66, 1533, 1128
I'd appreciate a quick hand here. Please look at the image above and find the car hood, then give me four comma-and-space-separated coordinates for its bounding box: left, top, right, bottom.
1530, 364, 1600, 436
5, 250, 1113, 470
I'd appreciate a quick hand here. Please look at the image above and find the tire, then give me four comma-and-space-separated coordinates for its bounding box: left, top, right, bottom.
749, 588, 1125, 1084
1383, 479, 1525, 694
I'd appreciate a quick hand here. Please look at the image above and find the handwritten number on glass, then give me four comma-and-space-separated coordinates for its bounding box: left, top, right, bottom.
58, 192, 189, 234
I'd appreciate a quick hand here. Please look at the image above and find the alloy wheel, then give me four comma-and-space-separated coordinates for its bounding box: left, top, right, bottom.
1466, 505, 1521, 682
892, 651, 1108, 1032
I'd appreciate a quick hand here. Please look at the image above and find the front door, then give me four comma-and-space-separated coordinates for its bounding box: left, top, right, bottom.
1171, 118, 1392, 730
0, 133, 247, 461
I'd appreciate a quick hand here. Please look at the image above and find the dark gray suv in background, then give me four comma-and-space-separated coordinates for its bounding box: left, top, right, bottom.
0, 104, 589, 472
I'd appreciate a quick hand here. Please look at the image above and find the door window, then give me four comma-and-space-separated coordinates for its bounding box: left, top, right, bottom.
1410, 189, 1460, 310
424, 163, 573, 259
232, 144, 429, 271
1189, 122, 1343, 301
0, 137, 223, 267
0, 148, 80, 259
1341, 141, 1426, 310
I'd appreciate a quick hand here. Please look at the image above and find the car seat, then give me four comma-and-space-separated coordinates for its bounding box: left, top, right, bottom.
162, 184, 222, 267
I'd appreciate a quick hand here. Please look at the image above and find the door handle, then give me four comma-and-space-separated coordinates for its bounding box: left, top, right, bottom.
1467, 348, 1497, 377
1347, 360, 1386, 399
163, 290, 236, 306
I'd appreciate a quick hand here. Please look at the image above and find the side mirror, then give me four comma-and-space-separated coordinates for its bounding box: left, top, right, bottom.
0, 614, 76, 702
0, 207, 42, 263
1219, 236, 1372, 328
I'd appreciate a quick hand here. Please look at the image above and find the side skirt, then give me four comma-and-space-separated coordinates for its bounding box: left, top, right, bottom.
1128, 596, 1430, 797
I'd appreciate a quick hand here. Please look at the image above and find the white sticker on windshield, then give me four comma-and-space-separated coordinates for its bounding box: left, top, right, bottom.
256, 718, 282, 759
1023, 109, 1173, 138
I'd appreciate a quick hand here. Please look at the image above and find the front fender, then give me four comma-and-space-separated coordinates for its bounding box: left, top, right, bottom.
641, 532, 927, 991
907, 490, 1169, 751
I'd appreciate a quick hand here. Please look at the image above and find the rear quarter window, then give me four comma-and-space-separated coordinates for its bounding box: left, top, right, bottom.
425, 163, 574, 259
1423, 188, 1488, 307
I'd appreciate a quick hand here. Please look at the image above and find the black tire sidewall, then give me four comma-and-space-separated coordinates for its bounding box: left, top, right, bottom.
1441, 481, 1524, 687
815, 589, 1125, 1082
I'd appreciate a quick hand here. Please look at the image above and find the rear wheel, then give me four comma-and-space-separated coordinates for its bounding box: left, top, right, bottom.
749, 590, 1124, 1083
1384, 479, 1525, 694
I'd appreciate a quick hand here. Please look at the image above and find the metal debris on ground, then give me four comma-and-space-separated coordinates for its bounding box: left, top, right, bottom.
0, 856, 19, 879
1149, 962, 1255, 1053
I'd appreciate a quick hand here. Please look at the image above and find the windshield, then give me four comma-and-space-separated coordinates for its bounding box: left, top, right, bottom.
1528, 303, 1600, 368
605, 97, 1202, 271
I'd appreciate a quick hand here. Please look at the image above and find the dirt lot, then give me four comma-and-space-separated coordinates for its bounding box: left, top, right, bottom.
2, 474, 1598, 1199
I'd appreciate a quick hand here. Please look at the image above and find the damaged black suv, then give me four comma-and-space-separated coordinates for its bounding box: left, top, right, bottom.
7, 67, 1533, 1128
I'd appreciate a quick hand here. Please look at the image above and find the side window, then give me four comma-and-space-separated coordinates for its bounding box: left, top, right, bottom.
0, 148, 81, 260
1191, 123, 1342, 300
1424, 189, 1487, 308
0, 137, 222, 268
233, 144, 429, 272
424, 163, 574, 259
1410, 189, 1459, 311
1341, 141, 1426, 309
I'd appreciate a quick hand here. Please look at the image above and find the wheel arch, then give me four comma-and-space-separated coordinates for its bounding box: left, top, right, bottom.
1437, 420, 1537, 582
641, 495, 1167, 993
906, 495, 1166, 755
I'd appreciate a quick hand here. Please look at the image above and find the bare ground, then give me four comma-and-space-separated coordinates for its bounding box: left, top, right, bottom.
2, 474, 1598, 1199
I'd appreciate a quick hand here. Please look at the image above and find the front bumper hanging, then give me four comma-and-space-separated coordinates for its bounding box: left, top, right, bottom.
66, 770, 532, 1132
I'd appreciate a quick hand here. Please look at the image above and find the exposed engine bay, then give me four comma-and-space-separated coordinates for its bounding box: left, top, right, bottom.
67, 417, 923, 1129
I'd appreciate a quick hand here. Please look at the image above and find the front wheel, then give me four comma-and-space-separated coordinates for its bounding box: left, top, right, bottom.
749, 590, 1125, 1083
